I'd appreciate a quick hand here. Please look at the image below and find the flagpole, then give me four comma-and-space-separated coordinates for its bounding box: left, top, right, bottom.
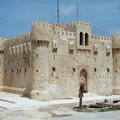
77, 1, 78, 21
57, 0, 59, 24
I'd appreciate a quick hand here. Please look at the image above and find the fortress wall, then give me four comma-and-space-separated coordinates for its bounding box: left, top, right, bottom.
90, 35, 113, 95
1, 21, 119, 100
48, 25, 94, 99
48, 33, 78, 99
3, 34, 33, 96
47, 23, 113, 99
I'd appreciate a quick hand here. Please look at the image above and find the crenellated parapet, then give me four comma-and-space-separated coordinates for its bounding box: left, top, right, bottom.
112, 34, 120, 49
0, 37, 7, 41
32, 22, 51, 28
91, 35, 112, 41
52, 23, 66, 31
112, 34, 120, 38
8, 42, 32, 55
65, 21, 91, 32
5, 32, 31, 44
66, 21, 91, 28
31, 22, 51, 41
50, 30, 76, 38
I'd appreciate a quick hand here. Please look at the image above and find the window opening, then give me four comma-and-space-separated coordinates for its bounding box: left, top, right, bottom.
25, 68, 26, 73
52, 67, 56, 71
107, 68, 110, 72
80, 32, 83, 45
72, 67, 75, 72
94, 68, 97, 72
36, 54, 39, 58
85, 33, 89, 46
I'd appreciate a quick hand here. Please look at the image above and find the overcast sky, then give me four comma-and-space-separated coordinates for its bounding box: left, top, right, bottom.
0, 0, 120, 38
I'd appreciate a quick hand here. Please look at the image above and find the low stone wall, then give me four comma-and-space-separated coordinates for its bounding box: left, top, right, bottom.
1, 86, 31, 97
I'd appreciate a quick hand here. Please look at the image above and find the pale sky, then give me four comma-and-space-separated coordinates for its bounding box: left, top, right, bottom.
0, 0, 120, 38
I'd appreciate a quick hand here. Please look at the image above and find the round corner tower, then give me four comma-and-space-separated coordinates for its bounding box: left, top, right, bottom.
30, 22, 51, 100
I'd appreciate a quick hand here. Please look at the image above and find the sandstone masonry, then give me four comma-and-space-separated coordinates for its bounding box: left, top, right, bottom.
0, 21, 120, 100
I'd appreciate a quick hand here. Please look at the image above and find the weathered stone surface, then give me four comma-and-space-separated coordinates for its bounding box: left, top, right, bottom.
0, 21, 120, 100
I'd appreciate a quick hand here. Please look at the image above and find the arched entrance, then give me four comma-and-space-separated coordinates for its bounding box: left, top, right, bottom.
80, 69, 87, 91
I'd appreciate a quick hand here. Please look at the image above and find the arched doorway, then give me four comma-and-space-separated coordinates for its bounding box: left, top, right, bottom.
80, 69, 87, 91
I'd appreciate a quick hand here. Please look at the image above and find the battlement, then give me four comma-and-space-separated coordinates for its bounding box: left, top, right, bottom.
5, 32, 31, 43
91, 35, 112, 41
112, 34, 120, 49
66, 21, 91, 28
112, 34, 120, 38
0, 37, 7, 40
50, 30, 76, 37
32, 22, 51, 28
0, 37, 7, 43
52, 23, 66, 30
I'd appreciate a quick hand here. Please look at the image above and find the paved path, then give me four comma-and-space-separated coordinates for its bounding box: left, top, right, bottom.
53, 111, 120, 120
0, 92, 120, 110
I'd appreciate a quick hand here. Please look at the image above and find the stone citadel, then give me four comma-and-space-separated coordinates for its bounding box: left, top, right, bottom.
0, 21, 120, 100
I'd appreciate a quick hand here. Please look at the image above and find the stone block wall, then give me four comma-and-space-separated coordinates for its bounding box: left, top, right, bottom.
3, 33, 33, 96
112, 34, 120, 94
0, 21, 119, 100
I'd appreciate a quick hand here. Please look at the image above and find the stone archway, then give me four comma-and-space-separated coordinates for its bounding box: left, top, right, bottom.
80, 69, 87, 91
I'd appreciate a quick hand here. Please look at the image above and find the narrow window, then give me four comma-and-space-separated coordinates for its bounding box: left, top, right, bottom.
24, 68, 26, 73
94, 68, 97, 72
36, 54, 38, 58
72, 67, 75, 72
94, 68, 97, 75
107, 68, 109, 73
85, 33, 89, 46
80, 32, 83, 45
24, 57, 27, 62
52, 67, 56, 71
19, 69, 21, 73
36, 70, 38, 72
